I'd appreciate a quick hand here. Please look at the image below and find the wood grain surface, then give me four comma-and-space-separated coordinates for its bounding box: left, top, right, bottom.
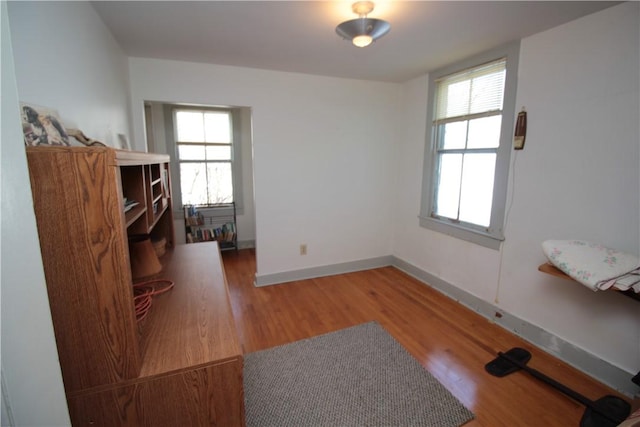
69, 359, 244, 427
223, 249, 630, 427
137, 242, 242, 378
27, 147, 141, 392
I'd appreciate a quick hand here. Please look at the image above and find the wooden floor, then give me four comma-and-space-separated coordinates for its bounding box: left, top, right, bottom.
221, 249, 629, 427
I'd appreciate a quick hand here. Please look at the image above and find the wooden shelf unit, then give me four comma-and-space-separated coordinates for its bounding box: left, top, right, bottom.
26, 146, 244, 426
185, 202, 238, 250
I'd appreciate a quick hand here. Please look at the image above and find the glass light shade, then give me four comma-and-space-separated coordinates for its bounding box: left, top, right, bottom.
335, 17, 390, 47
352, 35, 373, 47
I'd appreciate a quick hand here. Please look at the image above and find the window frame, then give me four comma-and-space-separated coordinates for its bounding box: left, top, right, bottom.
419, 42, 520, 250
174, 108, 233, 206
166, 105, 244, 213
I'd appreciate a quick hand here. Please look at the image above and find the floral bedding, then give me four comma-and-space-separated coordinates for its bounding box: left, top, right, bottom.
542, 240, 640, 292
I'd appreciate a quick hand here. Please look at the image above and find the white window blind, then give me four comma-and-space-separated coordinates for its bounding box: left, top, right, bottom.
435, 59, 506, 122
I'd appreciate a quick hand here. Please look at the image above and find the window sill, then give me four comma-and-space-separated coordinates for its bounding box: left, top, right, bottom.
418, 215, 504, 250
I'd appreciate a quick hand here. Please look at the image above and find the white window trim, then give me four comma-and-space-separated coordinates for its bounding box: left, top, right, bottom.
419, 41, 520, 250
163, 104, 244, 215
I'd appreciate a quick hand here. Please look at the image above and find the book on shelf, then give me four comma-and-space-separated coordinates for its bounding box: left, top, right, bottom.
190, 223, 236, 244
160, 169, 169, 198
123, 198, 139, 213
183, 204, 236, 246
184, 205, 203, 226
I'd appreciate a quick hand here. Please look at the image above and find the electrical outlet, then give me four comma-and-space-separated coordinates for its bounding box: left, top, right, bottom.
300, 244, 307, 255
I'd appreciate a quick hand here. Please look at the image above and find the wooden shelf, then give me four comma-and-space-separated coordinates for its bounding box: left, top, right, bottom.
538, 262, 569, 279
538, 263, 640, 302
185, 203, 237, 250
125, 205, 146, 228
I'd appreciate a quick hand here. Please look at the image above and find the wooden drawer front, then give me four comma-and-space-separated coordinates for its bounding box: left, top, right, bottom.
68, 359, 244, 427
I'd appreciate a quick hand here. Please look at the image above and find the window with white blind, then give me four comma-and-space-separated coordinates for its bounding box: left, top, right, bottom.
174, 109, 234, 206
420, 42, 520, 249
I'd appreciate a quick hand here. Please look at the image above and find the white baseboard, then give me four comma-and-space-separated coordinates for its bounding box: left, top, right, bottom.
254, 256, 394, 287
237, 239, 255, 249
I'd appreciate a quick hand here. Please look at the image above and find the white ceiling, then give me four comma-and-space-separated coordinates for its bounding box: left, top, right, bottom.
92, 1, 620, 83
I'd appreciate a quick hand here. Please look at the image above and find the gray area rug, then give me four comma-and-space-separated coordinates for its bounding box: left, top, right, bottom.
244, 321, 474, 426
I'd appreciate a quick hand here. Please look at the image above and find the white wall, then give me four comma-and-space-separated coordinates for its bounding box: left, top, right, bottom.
3, 1, 134, 424
8, 1, 132, 147
502, 1, 639, 374
129, 59, 400, 278
1, 3, 70, 426
394, 1, 639, 379
237, 106, 256, 247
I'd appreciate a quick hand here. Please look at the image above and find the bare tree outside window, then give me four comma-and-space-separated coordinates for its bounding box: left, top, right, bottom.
174, 109, 233, 206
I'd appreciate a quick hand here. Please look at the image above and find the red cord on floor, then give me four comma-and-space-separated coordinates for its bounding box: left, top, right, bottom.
133, 279, 175, 322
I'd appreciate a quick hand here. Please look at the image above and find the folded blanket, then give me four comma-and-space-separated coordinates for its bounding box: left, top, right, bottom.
542, 240, 640, 292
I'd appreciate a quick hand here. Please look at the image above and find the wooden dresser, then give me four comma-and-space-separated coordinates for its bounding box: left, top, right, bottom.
26, 146, 244, 426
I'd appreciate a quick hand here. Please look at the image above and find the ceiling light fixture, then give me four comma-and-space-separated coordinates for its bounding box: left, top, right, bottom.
335, 1, 390, 48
